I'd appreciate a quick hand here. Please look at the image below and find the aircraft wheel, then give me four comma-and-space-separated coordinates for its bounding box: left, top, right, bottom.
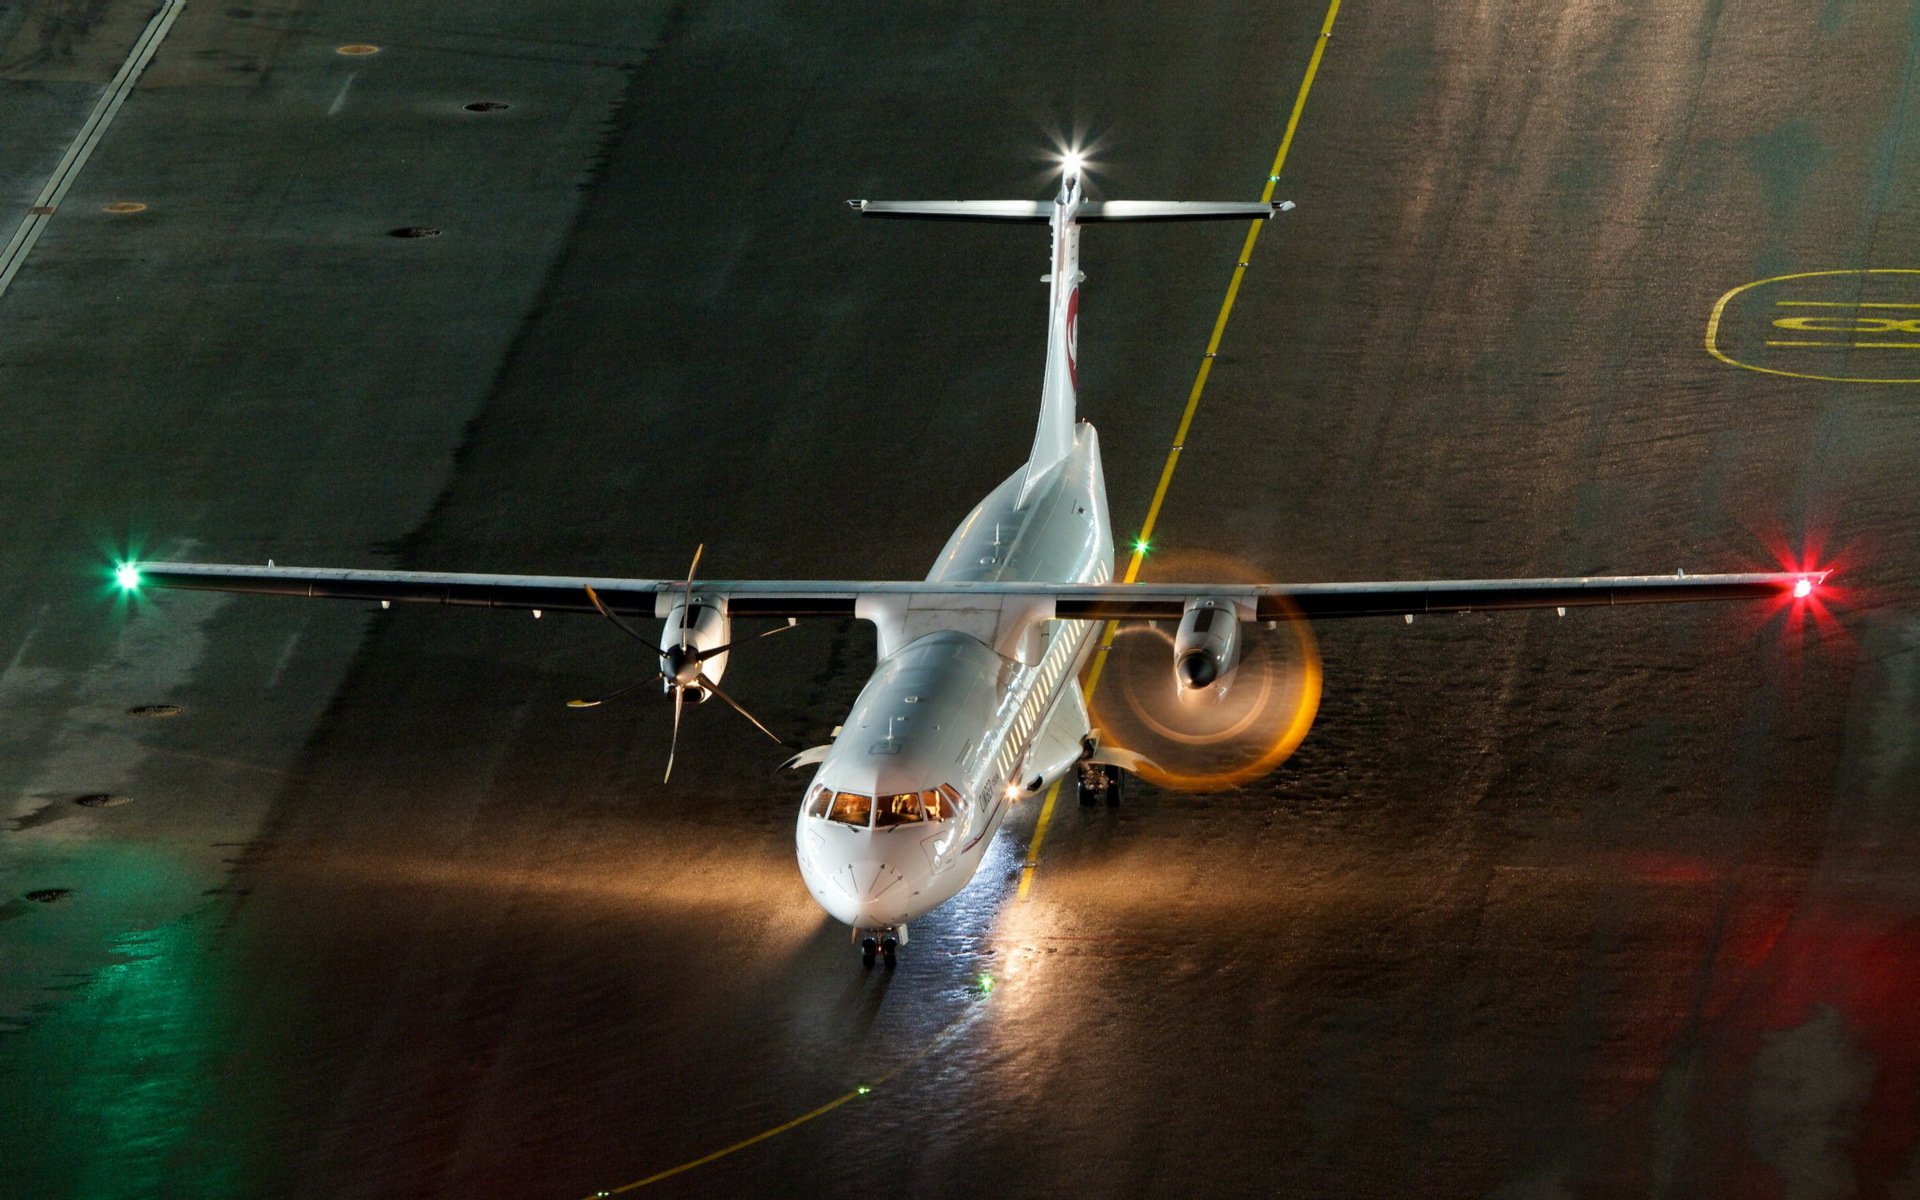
1106, 769, 1125, 808
1077, 764, 1104, 807
860, 935, 878, 969
881, 934, 899, 970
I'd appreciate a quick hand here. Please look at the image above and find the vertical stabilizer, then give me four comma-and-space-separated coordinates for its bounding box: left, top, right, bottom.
847, 168, 1287, 507
1021, 166, 1085, 506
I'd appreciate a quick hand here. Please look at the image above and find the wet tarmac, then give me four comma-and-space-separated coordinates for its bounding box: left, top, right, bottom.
3, 2, 1918, 1197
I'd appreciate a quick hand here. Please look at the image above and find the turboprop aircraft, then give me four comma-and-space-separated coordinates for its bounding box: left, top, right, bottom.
116, 156, 1823, 968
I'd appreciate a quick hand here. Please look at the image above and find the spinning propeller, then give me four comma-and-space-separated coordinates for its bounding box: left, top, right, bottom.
567, 544, 794, 781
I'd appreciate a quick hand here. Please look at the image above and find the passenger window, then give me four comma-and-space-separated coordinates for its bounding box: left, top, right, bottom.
875, 792, 925, 827
827, 791, 873, 826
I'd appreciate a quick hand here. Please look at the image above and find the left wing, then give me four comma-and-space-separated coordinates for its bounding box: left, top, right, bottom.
122, 562, 1820, 622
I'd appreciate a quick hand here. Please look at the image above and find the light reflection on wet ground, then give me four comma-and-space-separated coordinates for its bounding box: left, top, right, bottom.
5, 0, 1920, 1197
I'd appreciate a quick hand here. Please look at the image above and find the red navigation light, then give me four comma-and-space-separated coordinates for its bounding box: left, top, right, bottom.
1793, 577, 1813, 599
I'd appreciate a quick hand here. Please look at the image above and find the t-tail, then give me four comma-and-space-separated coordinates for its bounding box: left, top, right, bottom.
849, 159, 1291, 506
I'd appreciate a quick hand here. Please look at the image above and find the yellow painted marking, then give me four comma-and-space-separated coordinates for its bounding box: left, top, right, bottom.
587, 1011, 979, 1195
584, 6, 1345, 1191
1771, 315, 1920, 333
1776, 300, 1920, 309
1767, 340, 1920, 349
1705, 268, 1920, 383
1015, 778, 1064, 899
1024, 0, 1342, 899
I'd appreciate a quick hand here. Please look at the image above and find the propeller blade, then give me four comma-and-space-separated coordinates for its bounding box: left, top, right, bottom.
566, 673, 665, 709
692, 618, 798, 663
664, 685, 685, 783
698, 674, 786, 746
583, 584, 652, 646
678, 543, 704, 651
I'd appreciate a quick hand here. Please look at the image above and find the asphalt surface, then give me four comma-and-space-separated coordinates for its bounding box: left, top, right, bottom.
2, 2, 1916, 1197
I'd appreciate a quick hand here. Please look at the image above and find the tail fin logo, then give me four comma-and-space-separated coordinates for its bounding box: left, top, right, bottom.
1066, 287, 1080, 387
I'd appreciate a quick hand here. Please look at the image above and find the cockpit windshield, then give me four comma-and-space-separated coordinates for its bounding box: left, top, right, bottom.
807, 784, 963, 828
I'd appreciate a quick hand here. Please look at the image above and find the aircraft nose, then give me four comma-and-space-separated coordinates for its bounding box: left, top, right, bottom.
803, 851, 908, 926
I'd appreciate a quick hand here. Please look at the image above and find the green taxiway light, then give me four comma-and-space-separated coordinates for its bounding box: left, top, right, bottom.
856, 1085, 872, 1096
115, 564, 141, 590
1131, 538, 1151, 556
977, 974, 995, 994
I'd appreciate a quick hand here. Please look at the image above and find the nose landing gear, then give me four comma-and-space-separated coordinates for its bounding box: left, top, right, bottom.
856, 926, 906, 969
1077, 761, 1124, 807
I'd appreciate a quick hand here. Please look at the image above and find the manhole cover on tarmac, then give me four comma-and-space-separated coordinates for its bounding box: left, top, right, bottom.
388, 226, 440, 238
24, 889, 71, 904
74, 794, 131, 809
463, 100, 509, 112
127, 703, 182, 718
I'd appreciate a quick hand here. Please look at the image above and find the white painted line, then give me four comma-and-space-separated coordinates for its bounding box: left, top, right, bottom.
0, 0, 186, 299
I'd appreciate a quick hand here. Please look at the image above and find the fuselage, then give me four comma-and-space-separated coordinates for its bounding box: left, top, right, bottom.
795, 425, 1112, 930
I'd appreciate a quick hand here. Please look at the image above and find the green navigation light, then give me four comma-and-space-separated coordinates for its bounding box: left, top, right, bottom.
115, 564, 141, 590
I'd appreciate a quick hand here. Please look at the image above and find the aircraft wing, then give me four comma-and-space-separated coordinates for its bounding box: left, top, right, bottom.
124, 562, 1819, 622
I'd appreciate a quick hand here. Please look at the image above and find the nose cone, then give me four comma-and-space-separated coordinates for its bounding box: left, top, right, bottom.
661, 645, 701, 687
798, 831, 912, 927
1176, 650, 1218, 689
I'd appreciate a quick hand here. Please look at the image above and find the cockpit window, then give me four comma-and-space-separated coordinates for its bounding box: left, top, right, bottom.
810, 786, 961, 828
924, 785, 961, 821
875, 792, 925, 827
824, 791, 873, 826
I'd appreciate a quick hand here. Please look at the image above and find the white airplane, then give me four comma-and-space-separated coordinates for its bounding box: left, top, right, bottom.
119, 156, 1821, 968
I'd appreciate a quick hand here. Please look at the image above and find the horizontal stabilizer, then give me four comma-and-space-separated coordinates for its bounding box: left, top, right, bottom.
848, 199, 1288, 223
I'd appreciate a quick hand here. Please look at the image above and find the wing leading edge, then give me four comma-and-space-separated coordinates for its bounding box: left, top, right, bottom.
125, 562, 1819, 622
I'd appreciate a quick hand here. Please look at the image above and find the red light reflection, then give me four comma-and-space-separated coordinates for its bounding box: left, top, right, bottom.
1740, 516, 1856, 647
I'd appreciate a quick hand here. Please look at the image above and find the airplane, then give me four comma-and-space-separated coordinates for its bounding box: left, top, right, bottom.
115, 154, 1822, 968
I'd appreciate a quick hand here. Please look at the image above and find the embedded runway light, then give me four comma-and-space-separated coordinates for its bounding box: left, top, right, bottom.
114, 564, 140, 590
855, 1085, 872, 1096
1794, 578, 1813, 599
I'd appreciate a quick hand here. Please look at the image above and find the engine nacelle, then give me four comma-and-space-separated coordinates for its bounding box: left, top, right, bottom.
660, 597, 731, 701
1172, 599, 1241, 702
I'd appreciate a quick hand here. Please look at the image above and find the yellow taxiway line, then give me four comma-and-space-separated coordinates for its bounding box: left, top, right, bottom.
1019, 0, 1343, 900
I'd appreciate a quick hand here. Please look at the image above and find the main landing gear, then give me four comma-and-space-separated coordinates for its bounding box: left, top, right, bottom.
857, 927, 904, 969
1077, 761, 1124, 807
